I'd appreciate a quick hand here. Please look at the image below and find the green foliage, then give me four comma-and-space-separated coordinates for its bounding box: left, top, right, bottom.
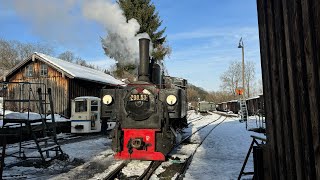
118, 0, 171, 61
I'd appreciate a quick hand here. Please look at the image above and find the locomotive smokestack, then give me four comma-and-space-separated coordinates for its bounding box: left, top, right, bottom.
138, 38, 150, 82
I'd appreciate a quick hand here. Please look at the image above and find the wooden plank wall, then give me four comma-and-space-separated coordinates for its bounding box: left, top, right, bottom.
257, 0, 320, 179
68, 79, 107, 117
7, 59, 70, 116
6, 59, 114, 117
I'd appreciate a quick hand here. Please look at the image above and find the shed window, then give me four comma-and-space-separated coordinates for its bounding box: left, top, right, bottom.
91, 100, 98, 111
25, 65, 33, 77
75, 100, 87, 112
40, 64, 48, 77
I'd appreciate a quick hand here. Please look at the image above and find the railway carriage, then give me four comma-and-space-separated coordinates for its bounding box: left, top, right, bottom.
221, 102, 228, 112
216, 95, 264, 116
198, 101, 215, 113
216, 103, 223, 111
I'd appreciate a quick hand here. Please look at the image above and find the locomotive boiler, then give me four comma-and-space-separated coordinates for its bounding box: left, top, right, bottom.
100, 38, 187, 161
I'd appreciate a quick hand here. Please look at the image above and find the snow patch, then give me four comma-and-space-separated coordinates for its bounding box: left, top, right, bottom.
121, 160, 152, 177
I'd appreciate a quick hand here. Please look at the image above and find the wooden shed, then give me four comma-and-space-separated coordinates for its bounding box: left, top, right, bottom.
257, 0, 320, 179
2, 52, 124, 117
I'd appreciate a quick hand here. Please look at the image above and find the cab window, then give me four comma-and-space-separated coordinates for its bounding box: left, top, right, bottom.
75, 100, 87, 112
91, 100, 98, 111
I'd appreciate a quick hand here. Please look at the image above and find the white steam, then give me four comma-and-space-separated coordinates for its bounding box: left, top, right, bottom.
2, 0, 152, 66
82, 0, 151, 66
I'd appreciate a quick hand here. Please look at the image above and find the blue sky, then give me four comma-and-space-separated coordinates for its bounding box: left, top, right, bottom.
0, 0, 261, 91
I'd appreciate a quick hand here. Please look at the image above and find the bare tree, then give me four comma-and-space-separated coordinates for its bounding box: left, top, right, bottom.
220, 60, 256, 98
0, 38, 106, 77
16, 42, 53, 61
220, 61, 242, 96
74, 57, 103, 71
0, 39, 19, 71
251, 78, 263, 96
204, 91, 236, 104
58, 51, 74, 62
244, 61, 255, 97
0, 38, 54, 77
57, 51, 103, 71
257, 79, 263, 94
187, 87, 200, 102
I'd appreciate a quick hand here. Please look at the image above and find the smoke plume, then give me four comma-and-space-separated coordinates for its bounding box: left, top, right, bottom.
2, 0, 151, 66
82, 0, 151, 66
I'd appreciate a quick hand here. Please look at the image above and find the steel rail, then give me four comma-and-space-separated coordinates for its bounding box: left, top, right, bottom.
103, 160, 130, 180
173, 115, 223, 152
137, 161, 162, 180
187, 117, 204, 125
142, 115, 226, 180
175, 116, 228, 180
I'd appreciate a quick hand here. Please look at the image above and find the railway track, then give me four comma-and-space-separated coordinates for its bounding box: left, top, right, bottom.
187, 116, 203, 125
137, 161, 162, 180
103, 161, 130, 180
174, 116, 228, 179
103, 113, 227, 180
181, 115, 223, 147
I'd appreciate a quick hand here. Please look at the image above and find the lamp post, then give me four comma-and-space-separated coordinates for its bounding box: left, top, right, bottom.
238, 37, 245, 99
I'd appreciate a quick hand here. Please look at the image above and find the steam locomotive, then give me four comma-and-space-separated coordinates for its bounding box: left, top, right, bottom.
100, 38, 187, 161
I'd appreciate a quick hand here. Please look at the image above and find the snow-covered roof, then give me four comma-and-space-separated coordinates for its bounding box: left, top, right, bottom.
3, 52, 125, 86
199, 101, 214, 104
246, 96, 261, 101
74, 96, 101, 101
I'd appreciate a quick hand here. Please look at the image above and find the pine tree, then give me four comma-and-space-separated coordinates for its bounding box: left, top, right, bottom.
118, 0, 170, 61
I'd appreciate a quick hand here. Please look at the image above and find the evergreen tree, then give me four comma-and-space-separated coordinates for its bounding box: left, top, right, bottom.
118, 0, 170, 61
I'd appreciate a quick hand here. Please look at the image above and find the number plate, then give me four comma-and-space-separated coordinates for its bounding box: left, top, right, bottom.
129, 94, 149, 101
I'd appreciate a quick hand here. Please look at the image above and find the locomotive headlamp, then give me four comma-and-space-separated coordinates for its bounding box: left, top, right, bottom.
166, 95, 177, 105
103, 95, 113, 105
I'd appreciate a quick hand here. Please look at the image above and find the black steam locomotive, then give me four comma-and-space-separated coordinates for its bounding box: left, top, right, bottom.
100, 38, 187, 161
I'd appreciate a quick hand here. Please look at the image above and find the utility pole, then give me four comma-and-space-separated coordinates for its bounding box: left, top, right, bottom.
238, 37, 245, 98
238, 37, 248, 126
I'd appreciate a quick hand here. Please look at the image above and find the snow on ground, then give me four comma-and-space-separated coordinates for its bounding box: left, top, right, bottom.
2, 136, 112, 180
183, 112, 265, 180
187, 110, 201, 120
46, 114, 69, 122
0, 107, 69, 127
150, 161, 172, 179
89, 160, 124, 180
121, 160, 152, 177
1, 110, 265, 179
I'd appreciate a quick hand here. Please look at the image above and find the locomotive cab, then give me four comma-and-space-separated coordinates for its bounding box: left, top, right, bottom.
71, 96, 101, 133
162, 76, 188, 128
